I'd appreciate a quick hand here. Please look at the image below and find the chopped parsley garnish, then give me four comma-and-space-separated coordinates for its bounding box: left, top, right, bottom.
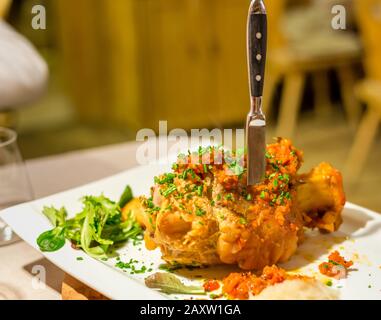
181, 170, 188, 180
329, 260, 341, 266
269, 191, 292, 205
279, 174, 290, 184
115, 259, 148, 274
162, 184, 177, 197
268, 173, 277, 179
225, 193, 233, 201
132, 266, 148, 274
209, 293, 223, 299
155, 173, 176, 185
260, 191, 266, 199
197, 185, 203, 196
246, 194, 252, 201
174, 193, 184, 200
76, 257, 83, 261
195, 208, 206, 217
145, 197, 160, 214
146, 197, 155, 208
271, 163, 280, 171
265, 152, 273, 159
146, 197, 161, 213
198, 146, 206, 156
181, 168, 197, 180
115, 258, 138, 269
148, 206, 160, 214
228, 160, 246, 178
239, 217, 247, 225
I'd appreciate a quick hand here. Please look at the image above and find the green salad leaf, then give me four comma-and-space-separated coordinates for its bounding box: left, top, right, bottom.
37, 227, 66, 252
36, 185, 142, 259
145, 272, 205, 295
118, 185, 133, 208
42, 206, 67, 227
102, 213, 143, 243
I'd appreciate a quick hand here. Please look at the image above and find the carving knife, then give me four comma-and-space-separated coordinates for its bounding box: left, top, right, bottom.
246, 0, 267, 185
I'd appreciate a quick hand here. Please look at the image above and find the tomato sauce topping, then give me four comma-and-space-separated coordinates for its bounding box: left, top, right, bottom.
222, 265, 307, 300
203, 279, 220, 292
319, 251, 353, 279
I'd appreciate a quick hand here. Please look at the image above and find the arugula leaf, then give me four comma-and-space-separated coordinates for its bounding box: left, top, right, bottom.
145, 272, 205, 295
79, 195, 120, 258
84, 196, 120, 242
102, 218, 143, 243
64, 215, 84, 243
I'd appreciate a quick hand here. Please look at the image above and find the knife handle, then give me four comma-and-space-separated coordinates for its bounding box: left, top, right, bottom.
247, 1, 267, 98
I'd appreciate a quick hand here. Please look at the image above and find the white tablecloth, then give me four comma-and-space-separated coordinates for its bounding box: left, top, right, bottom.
0, 141, 141, 299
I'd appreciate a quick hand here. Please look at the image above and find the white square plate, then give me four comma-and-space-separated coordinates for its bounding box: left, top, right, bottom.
1, 163, 381, 300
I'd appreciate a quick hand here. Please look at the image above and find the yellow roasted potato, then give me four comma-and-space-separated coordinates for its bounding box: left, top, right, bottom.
296, 162, 345, 233
121, 198, 146, 227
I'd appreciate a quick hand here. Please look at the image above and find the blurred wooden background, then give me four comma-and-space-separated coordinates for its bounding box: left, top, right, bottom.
51, 0, 361, 134
8, 0, 361, 133
54, 0, 252, 131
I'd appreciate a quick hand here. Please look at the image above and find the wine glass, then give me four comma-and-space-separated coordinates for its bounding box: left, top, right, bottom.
0, 127, 34, 246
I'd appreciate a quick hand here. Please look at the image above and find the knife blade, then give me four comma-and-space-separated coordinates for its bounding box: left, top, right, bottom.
246, 0, 267, 185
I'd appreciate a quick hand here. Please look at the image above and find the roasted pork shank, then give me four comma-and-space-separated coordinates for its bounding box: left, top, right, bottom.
136, 139, 345, 270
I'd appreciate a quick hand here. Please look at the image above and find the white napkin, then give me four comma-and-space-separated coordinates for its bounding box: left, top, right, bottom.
0, 20, 48, 109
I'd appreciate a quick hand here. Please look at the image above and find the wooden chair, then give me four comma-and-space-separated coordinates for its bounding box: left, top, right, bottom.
264, 0, 362, 138
345, 0, 381, 183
